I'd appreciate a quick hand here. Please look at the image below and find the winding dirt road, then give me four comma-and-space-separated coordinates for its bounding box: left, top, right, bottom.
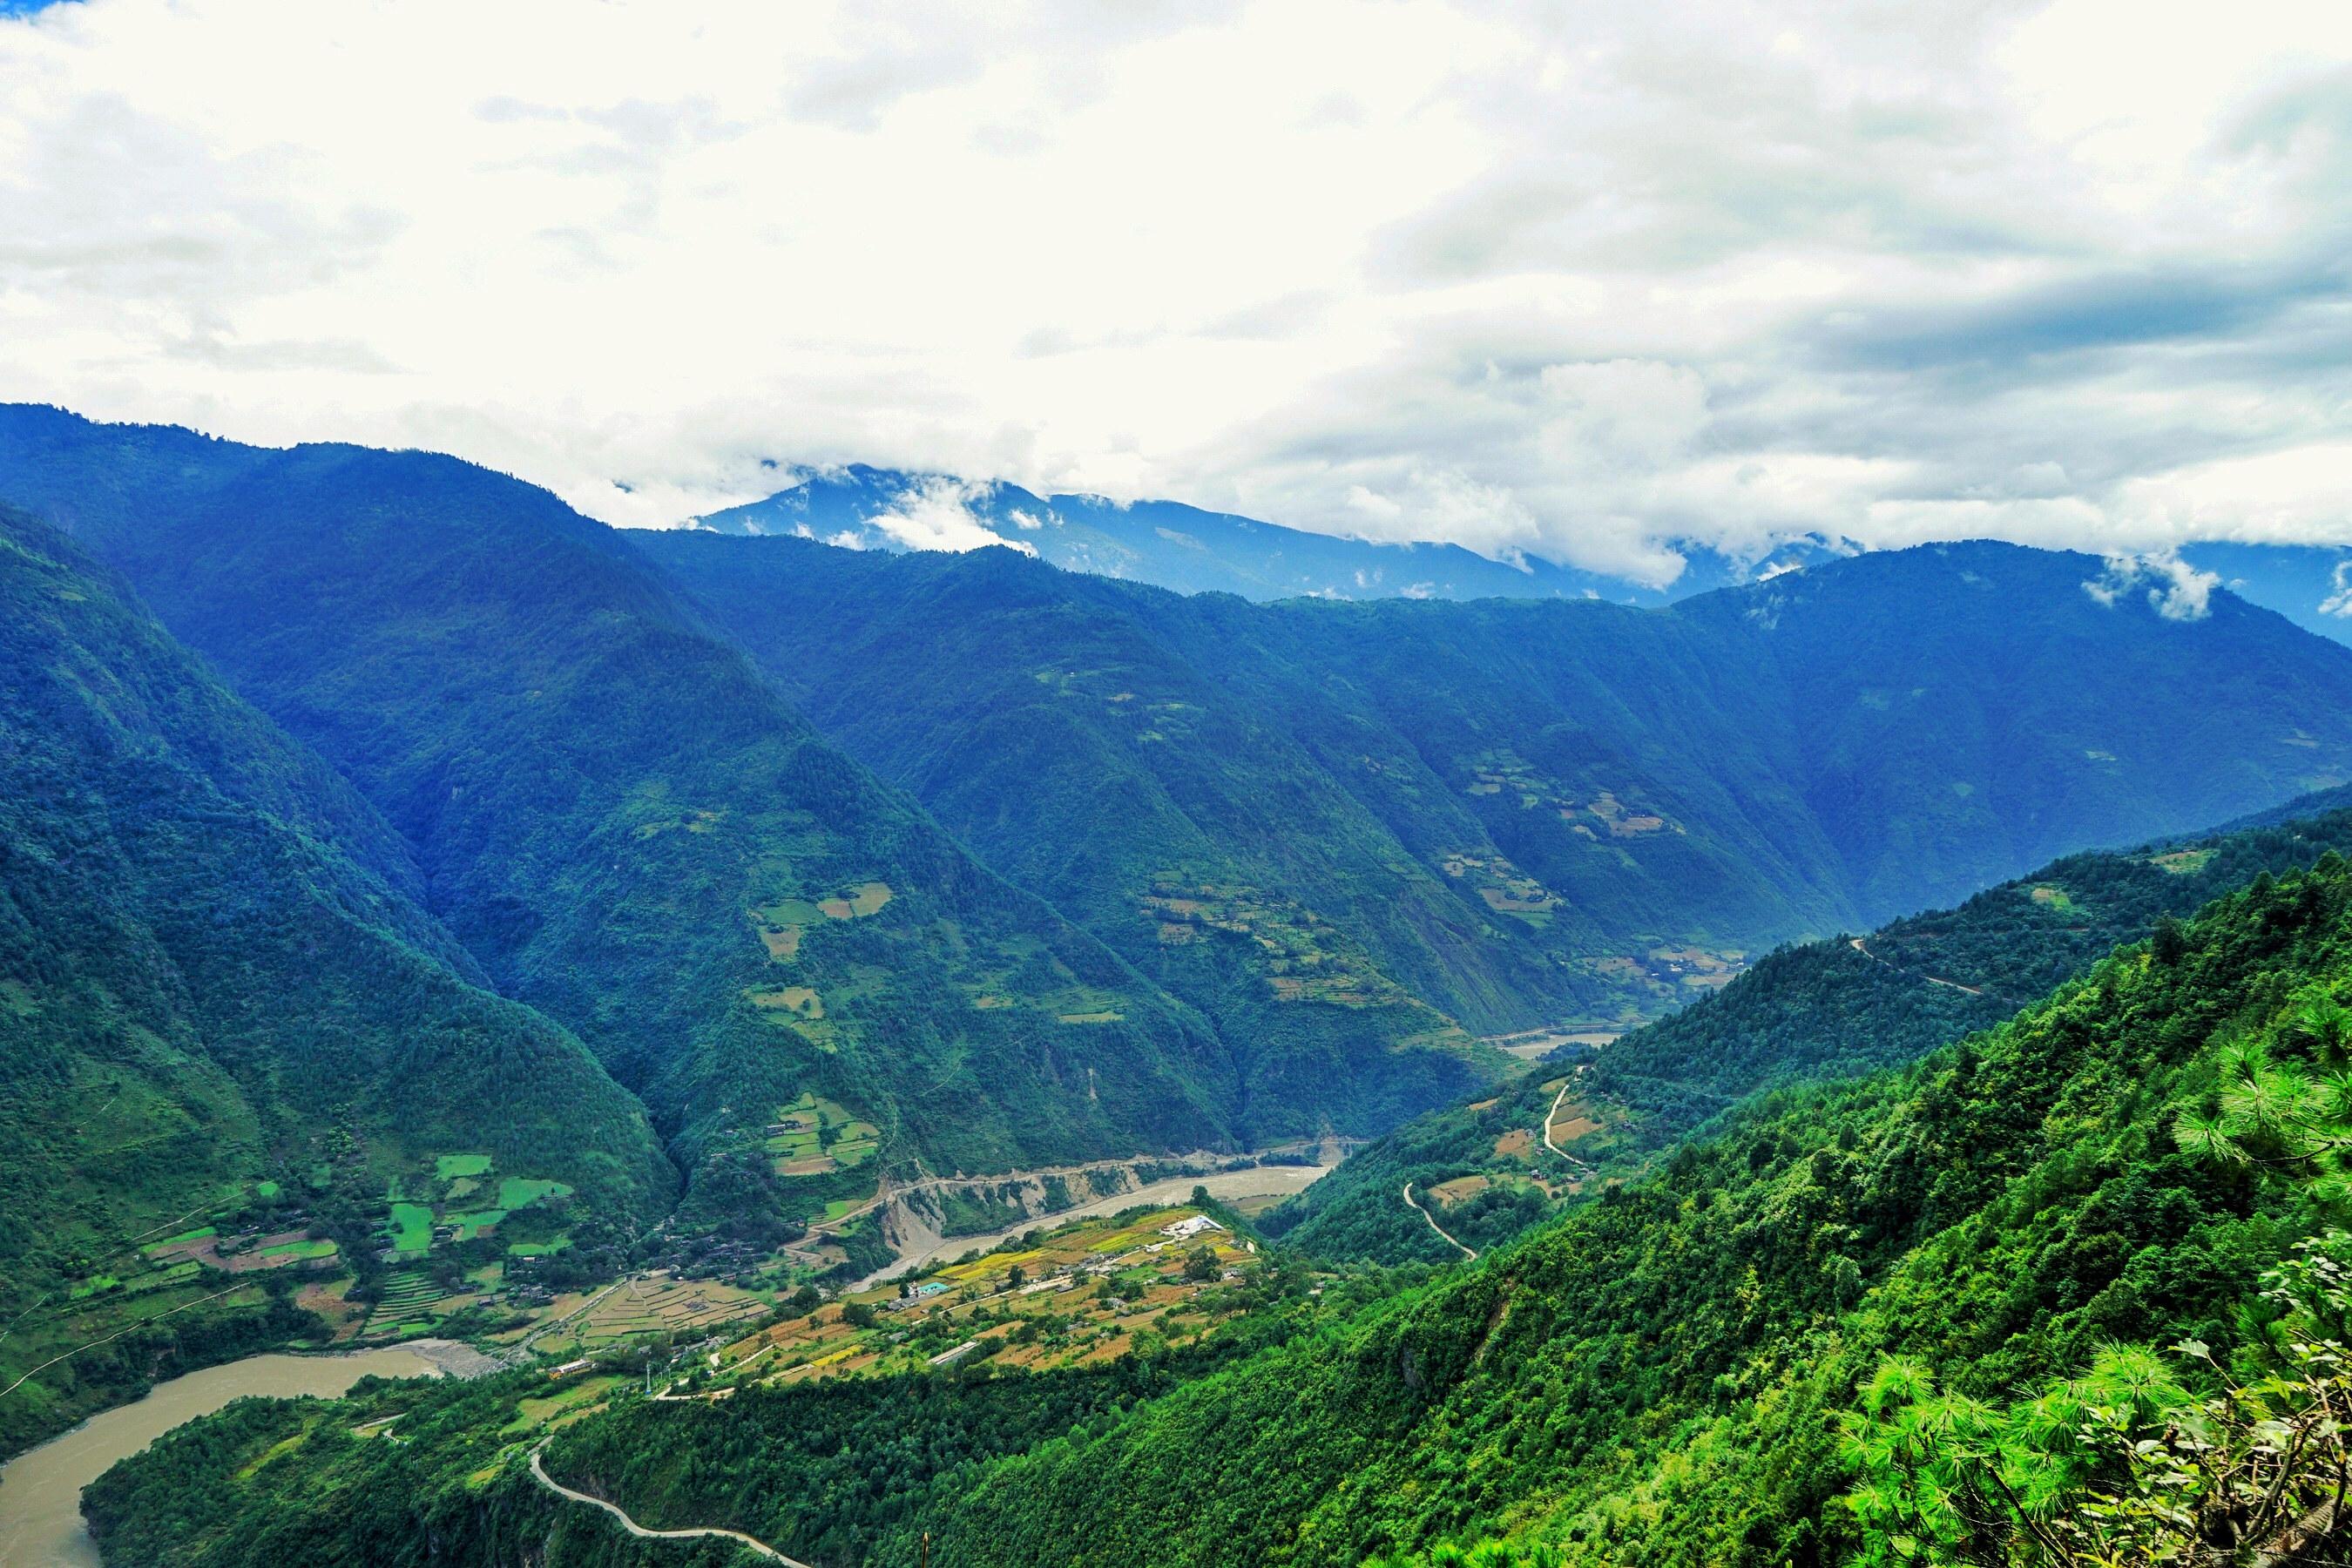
1847, 936, 2002, 1000
1543, 1079, 1596, 1172
530, 1447, 808, 1565
1402, 1182, 1477, 1260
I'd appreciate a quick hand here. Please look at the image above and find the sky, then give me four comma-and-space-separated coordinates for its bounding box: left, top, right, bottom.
1, 0, 2348, 585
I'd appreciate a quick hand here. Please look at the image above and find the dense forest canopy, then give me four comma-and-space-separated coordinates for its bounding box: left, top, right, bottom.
76, 854, 2352, 1565
2, 409, 2350, 1565
1264, 787, 2352, 1265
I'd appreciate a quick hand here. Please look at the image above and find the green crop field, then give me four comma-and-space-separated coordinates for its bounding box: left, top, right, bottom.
434, 1154, 492, 1180
383, 1203, 433, 1256
495, 1177, 568, 1209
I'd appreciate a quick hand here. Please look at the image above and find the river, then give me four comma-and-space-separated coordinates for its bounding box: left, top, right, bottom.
856, 1160, 1330, 1288
1, 1164, 1336, 1562
0, 1345, 449, 1567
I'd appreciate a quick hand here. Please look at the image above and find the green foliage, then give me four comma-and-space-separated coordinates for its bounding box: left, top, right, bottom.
88, 856, 2352, 1568
0, 507, 671, 1458
1274, 794, 2352, 1265
1842, 1233, 2352, 1565
2173, 997, 2352, 1193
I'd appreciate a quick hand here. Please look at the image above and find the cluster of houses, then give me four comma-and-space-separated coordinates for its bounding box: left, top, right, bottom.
879, 1213, 1234, 1313
883, 1279, 952, 1313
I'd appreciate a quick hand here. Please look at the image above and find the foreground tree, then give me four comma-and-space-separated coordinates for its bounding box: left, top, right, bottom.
1842, 1232, 2352, 1565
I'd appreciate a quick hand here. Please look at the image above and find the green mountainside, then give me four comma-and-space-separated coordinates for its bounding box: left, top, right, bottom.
911, 860, 2352, 1567
641, 529, 2352, 1054
0, 506, 672, 1455
0, 409, 1497, 1239
75, 832, 2352, 1566
1268, 786, 2352, 1264
0, 416, 1236, 1185
15, 407, 2352, 1564
644, 531, 1559, 1068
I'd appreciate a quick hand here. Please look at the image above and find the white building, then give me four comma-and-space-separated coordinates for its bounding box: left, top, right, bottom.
1159, 1213, 1225, 1242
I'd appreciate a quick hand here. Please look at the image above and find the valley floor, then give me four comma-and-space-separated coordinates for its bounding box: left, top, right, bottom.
856, 1160, 1333, 1288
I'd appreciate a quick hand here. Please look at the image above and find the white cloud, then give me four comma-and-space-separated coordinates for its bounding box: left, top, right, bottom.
2320, 561, 2352, 618
2082, 551, 2222, 620
1, 0, 2349, 574
2146, 555, 2222, 620
864, 476, 1035, 556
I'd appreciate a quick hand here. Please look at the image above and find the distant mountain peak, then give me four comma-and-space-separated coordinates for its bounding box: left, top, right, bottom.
688, 464, 1842, 610
686, 464, 2352, 645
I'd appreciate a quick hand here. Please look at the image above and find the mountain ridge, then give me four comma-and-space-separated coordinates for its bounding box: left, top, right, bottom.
693, 460, 2352, 645
639, 526, 2352, 1050
0, 406, 1497, 1263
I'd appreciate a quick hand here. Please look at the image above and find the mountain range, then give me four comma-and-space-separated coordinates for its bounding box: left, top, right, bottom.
697, 463, 2352, 646
78, 799, 2352, 1567
642, 526, 2352, 1044
10, 404, 2352, 1553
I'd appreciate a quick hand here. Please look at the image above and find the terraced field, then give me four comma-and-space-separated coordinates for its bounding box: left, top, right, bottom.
363, 1270, 444, 1336
761, 1093, 880, 1178
510, 1279, 767, 1362
376, 1157, 574, 1262
706, 1204, 1262, 1388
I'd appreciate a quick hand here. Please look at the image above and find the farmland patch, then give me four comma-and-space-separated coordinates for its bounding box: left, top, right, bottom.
750, 985, 823, 1020
2147, 847, 2217, 875
709, 1204, 1264, 1388
763, 1092, 881, 1178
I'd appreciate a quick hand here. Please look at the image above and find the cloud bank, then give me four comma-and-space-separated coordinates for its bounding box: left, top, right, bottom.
1, 0, 2348, 581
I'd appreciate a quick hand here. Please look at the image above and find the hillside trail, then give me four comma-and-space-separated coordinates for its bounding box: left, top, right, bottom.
1847, 936, 2008, 1001
1542, 1078, 1597, 1173
1402, 1182, 1477, 1260
530, 1445, 808, 1565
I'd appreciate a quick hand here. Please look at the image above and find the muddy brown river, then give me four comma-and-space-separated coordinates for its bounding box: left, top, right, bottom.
0, 1345, 446, 1566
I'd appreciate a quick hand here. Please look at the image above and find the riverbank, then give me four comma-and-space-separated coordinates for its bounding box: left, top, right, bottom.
855, 1160, 1330, 1289
0, 1342, 458, 1567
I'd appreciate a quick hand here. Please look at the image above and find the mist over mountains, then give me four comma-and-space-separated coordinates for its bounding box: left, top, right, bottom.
695, 463, 2352, 645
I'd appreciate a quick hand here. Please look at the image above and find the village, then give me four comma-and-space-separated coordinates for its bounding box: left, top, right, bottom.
656, 1202, 1273, 1391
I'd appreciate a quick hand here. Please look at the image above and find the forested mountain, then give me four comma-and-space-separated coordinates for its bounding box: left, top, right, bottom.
16, 404, 2352, 1566
641, 529, 2352, 1044
77, 843, 2352, 1566
1269, 784, 2352, 1264
0, 414, 1241, 1187
0, 506, 672, 1454
909, 860, 2352, 1567
0, 408, 1497, 1233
